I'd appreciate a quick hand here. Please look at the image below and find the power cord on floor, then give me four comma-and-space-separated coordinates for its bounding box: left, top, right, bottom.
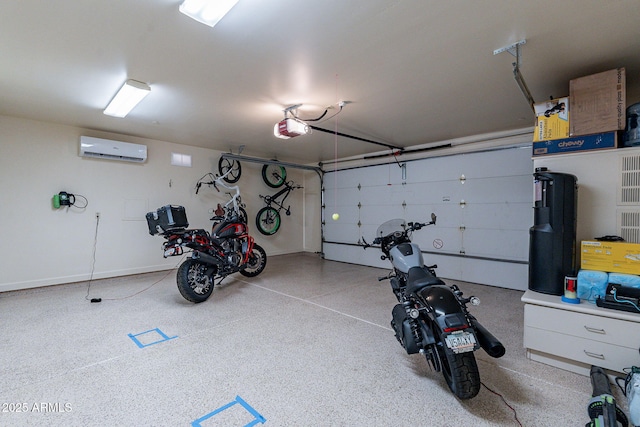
84, 213, 185, 302
85, 213, 101, 303
99, 257, 184, 301
481, 381, 523, 426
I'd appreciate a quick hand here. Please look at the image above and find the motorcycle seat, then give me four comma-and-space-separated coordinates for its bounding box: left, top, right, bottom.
406, 266, 445, 295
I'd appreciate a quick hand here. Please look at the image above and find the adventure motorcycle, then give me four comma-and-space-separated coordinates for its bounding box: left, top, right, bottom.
147, 171, 266, 303
363, 214, 505, 399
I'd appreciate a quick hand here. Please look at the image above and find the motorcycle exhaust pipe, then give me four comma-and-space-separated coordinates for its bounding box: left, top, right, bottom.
469, 316, 505, 358
192, 251, 223, 267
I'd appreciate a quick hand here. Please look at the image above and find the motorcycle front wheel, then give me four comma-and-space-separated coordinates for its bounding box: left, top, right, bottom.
240, 243, 267, 277
256, 207, 281, 235
435, 340, 481, 400
176, 259, 217, 303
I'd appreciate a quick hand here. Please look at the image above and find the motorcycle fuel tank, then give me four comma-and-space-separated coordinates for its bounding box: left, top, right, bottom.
389, 242, 424, 273
213, 221, 246, 239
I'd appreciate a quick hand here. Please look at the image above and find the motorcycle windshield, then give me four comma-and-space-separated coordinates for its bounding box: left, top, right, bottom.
376, 219, 406, 238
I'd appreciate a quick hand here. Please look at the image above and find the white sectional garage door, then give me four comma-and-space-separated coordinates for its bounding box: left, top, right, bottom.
322, 146, 533, 290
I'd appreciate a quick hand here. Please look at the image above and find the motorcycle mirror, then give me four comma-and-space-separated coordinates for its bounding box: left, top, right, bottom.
430, 213, 437, 224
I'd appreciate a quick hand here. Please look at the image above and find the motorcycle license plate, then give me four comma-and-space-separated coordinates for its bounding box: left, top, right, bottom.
445, 331, 476, 353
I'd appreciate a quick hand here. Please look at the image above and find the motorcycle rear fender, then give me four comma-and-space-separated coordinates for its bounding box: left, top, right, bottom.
417, 285, 464, 318
417, 285, 476, 337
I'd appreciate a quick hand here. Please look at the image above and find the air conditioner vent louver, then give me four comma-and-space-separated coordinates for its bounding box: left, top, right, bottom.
79, 136, 147, 163
620, 153, 640, 204
619, 210, 640, 243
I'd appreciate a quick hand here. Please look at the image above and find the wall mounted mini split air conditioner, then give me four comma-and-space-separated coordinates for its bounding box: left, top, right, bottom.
79, 136, 147, 163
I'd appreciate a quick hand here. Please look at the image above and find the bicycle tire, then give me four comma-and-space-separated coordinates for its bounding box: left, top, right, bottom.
218, 157, 242, 183
237, 207, 248, 225
256, 206, 281, 235
262, 164, 286, 188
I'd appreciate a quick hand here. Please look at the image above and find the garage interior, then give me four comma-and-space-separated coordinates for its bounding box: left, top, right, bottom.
2, 1, 640, 426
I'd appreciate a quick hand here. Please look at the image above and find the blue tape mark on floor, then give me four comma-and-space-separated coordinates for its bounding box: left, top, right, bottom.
192, 395, 266, 427
128, 328, 177, 348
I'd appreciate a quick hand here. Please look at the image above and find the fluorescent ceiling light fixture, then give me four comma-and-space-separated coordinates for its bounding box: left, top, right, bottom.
179, 0, 239, 28
274, 118, 310, 139
104, 79, 151, 118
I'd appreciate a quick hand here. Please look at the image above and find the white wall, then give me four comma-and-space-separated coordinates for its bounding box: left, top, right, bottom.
533, 146, 640, 246
0, 115, 313, 292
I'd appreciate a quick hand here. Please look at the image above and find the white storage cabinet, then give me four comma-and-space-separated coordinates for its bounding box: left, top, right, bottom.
522, 290, 640, 376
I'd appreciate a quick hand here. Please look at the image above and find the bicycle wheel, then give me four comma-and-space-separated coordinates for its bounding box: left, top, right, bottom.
256, 206, 281, 235
218, 157, 241, 183
262, 164, 286, 188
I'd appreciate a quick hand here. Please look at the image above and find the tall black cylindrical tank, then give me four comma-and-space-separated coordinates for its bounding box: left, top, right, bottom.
528, 170, 578, 295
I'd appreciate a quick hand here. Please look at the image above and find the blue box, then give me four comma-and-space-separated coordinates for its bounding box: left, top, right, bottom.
608, 273, 640, 288
577, 269, 608, 303
533, 131, 619, 156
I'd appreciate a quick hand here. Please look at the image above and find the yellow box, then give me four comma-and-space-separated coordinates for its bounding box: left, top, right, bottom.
533, 97, 570, 142
581, 240, 640, 275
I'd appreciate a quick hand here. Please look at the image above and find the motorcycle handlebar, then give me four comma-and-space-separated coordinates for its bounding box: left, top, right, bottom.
408, 220, 434, 231
195, 170, 241, 197
363, 217, 436, 250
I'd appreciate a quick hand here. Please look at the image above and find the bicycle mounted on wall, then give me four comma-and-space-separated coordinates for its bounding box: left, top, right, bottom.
196, 169, 248, 228
216, 155, 304, 235
256, 164, 302, 235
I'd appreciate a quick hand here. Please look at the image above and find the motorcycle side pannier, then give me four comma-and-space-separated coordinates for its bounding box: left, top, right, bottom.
146, 205, 189, 235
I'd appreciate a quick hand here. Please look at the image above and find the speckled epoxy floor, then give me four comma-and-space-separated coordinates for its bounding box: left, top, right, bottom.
0, 253, 629, 426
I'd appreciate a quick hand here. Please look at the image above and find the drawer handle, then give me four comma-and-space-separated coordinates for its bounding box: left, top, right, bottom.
584, 326, 606, 334
584, 350, 605, 360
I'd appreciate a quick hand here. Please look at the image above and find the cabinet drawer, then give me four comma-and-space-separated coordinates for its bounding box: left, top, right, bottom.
524, 304, 640, 348
524, 326, 640, 373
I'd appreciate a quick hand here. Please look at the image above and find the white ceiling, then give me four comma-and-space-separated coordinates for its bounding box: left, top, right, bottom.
2, 1, 640, 164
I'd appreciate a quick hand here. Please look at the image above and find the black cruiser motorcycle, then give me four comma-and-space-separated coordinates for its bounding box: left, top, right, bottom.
363, 214, 505, 399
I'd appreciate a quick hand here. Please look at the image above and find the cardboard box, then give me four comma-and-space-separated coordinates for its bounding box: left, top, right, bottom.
532, 131, 619, 156
533, 97, 569, 142
570, 68, 625, 136
581, 240, 640, 275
